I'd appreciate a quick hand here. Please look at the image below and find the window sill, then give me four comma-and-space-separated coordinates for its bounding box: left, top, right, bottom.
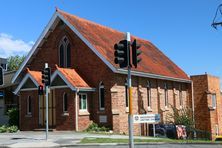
208, 107, 216, 110
112, 109, 119, 115
147, 107, 152, 112
62, 112, 69, 116
25, 114, 32, 118
125, 107, 129, 113
79, 110, 90, 116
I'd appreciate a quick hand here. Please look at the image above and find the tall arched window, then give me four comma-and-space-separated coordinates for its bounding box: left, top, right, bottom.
59, 36, 71, 68
147, 81, 151, 108
27, 96, 32, 114
63, 93, 68, 112
99, 82, 105, 110
164, 82, 168, 108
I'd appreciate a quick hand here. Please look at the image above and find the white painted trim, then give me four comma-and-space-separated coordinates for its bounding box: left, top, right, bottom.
12, 12, 59, 83
116, 69, 191, 83
14, 73, 39, 95
21, 88, 38, 91
51, 70, 76, 91
51, 85, 69, 89
79, 93, 88, 111
51, 69, 96, 92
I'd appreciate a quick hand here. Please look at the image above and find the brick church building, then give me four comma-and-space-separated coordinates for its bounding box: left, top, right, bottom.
13, 9, 192, 135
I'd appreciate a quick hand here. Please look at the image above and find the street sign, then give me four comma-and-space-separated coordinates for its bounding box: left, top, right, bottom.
133, 114, 160, 124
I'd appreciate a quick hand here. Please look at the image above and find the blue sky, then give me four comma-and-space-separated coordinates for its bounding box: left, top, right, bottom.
0, 0, 222, 80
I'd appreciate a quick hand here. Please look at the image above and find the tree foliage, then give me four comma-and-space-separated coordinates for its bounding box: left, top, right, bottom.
7, 55, 25, 71
166, 105, 194, 129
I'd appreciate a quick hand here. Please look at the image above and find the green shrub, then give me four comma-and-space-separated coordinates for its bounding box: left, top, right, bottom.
7, 108, 19, 126
0, 125, 18, 133
85, 122, 109, 132
7, 126, 18, 133
0, 125, 7, 133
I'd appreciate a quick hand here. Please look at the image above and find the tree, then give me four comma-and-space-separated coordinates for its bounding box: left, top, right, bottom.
7, 55, 25, 71
166, 105, 194, 129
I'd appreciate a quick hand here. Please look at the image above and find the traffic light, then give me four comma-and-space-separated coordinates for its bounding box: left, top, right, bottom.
0, 67, 3, 86
38, 85, 44, 95
114, 40, 129, 68
132, 39, 142, 68
42, 67, 51, 86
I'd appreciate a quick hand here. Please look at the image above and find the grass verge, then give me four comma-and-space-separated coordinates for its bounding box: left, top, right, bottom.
80, 137, 216, 144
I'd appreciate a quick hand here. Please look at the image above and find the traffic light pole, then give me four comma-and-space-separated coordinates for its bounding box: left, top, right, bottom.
45, 63, 49, 140
126, 32, 134, 148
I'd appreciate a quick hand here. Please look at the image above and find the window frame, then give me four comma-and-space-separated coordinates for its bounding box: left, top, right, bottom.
99, 82, 105, 111
79, 93, 88, 111
27, 96, 32, 115
179, 84, 183, 107
59, 36, 71, 68
212, 94, 216, 109
164, 83, 168, 108
63, 93, 68, 113
147, 81, 152, 109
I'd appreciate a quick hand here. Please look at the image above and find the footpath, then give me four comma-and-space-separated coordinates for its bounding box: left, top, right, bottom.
0, 131, 156, 147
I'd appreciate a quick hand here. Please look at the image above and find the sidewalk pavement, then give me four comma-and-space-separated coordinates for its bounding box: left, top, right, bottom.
0, 131, 158, 147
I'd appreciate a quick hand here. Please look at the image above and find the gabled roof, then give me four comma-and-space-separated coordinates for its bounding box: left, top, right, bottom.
14, 69, 42, 94
51, 65, 95, 91
12, 8, 190, 84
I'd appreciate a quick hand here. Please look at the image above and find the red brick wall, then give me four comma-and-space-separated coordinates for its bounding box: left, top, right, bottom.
18, 21, 192, 135
191, 74, 222, 139
19, 90, 39, 131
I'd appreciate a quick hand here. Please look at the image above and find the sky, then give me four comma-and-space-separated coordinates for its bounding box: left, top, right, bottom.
0, 0, 222, 81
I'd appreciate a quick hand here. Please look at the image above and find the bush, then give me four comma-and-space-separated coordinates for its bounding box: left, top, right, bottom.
0, 125, 18, 133
7, 108, 19, 126
85, 122, 109, 132
7, 126, 18, 133
0, 125, 7, 133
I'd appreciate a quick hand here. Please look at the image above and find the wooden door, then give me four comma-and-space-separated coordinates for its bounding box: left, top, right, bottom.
39, 90, 56, 127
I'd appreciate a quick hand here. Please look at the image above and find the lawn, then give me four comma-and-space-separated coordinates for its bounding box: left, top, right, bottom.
80, 137, 216, 144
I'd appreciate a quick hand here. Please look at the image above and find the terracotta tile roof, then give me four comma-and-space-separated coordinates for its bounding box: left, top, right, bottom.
55, 65, 91, 88
57, 9, 190, 80
27, 68, 43, 86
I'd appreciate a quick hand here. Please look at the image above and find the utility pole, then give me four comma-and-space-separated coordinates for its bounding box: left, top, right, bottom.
126, 32, 134, 148
114, 32, 142, 148
42, 63, 51, 140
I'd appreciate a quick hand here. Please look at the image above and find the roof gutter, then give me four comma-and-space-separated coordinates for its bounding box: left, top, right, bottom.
116, 68, 191, 83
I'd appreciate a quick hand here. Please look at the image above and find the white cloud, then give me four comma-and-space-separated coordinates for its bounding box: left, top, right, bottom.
0, 33, 34, 58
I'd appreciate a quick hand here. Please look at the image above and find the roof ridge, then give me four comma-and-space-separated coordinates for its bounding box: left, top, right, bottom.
57, 8, 154, 44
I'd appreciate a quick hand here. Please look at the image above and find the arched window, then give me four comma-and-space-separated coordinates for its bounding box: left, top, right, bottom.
63, 93, 68, 112
179, 84, 183, 107
147, 81, 151, 108
99, 82, 105, 110
59, 36, 71, 68
164, 82, 168, 108
27, 96, 32, 114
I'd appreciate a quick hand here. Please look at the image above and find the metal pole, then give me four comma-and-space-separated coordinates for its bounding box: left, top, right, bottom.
153, 124, 156, 137
126, 32, 134, 148
45, 63, 49, 140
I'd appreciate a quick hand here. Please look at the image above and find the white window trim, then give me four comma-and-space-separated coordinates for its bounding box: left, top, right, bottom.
27, 96, 32, 115
63, 93, 68, 113
79, 93, 88, 111
99, 82, 105, 111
